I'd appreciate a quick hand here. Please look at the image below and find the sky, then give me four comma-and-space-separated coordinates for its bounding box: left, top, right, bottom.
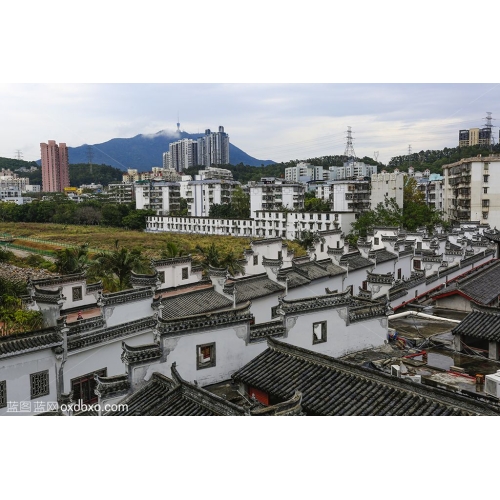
1, 3, 498, 168
1, 82, 498, 166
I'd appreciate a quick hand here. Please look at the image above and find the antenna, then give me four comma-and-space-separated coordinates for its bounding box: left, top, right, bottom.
483, 112, 496, 150
344, 126, 356, 162
14, 150, 23, 161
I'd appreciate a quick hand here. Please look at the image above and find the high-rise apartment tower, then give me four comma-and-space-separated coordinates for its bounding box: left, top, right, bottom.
40, 140, 70, 192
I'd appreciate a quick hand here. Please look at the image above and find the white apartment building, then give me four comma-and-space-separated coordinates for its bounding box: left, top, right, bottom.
135, 181, 181, 214
198, 167, 233, 180
168, 138, 198, 172
418, 174, 444, 212
316, 180, 371, 212
370, 172, 405, 209
329, 161, 377, 181
107, 182, 136, 204
0, 169, 30, 193
249, 178, 306, 218
285, 162, 326, 182
443, 155, 500, 227
185, 179, 241, 217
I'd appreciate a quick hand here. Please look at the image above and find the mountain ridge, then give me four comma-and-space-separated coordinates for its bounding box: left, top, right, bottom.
43, 130, 275, 171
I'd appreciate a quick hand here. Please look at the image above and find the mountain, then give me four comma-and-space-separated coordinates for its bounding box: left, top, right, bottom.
57, 131, 274, 171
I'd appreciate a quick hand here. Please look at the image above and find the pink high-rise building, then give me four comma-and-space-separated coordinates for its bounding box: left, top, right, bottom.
40, 140, 70, 192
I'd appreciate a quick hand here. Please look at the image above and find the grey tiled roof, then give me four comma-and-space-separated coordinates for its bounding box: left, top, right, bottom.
436, 260, 500, 305
278, 270, 311, 288
0, 328, 62, 359
339, 252, 374, 271
369, 248, 398, 263
226, 274, 285, 303
161, 286, 233, 319
232, 338, 499, 416
452, 307, 500, 341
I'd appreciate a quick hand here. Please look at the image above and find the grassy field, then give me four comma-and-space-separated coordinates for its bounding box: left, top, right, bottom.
0, 222, 306, 261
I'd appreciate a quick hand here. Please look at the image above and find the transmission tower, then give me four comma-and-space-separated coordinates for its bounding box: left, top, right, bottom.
344, 126, 356, 162
87, 145, 94, 175
373, 151, 379, 163
408, 145, 412, 169
14, 150, 23, 161
483, 112, 496, 150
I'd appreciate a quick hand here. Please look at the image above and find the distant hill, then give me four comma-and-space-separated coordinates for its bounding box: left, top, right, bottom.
49, 131, 275, 171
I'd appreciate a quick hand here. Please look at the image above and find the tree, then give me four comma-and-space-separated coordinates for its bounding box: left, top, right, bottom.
160, 241, 186, 259
54, 244, 90, 275
295, 230, 325, 250
195, 243, 244, 276
231, 186, 250, 218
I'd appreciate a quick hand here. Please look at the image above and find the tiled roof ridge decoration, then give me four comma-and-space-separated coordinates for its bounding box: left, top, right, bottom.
68, 316, 156, 351
98, 287, 154, 306
86, 281, 103, 293
251, 237, 283, 246
237, 338, 500, 416
470, 302, 500, 314
318, 228, 342, 235
121, 340, 162, 364
33, 286, 65, 304
208, 265, 228, 277
381, 235, 398, 241
67, 315, 105, 335
262, 256, 282, 267
249, 320, 286, 343
170, 363, 248, 416
157, 301, 253, 335
372, 226, 400, 231
0, 328, 62, 359
155, 278, 212, 298
151, 255, 192, 267
277, 289, 354, 314
94, 373, 130, 397
159, 284, 220, 301
327, 246, 345, 255
422, 254, 444, 263
366, 271, 394, 284
29, 272, 86, 287
348, 301, 388, 323
130, 270, 160, 288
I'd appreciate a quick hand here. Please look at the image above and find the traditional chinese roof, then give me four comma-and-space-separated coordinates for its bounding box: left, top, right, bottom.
251, 237, 283, 246
339, 252, 374, 271
249, 320, 286, 343
277, 269, 311, 288
366, 272, 394, 285
232, 338, 499, 416
160, 285, 233, 319
130, 270, 159, 288
157, 302, 253, 336
452, 305, 500, 342
32, 286, 65, 304
94, 373, 130, 397
121, 341, 162, 364
224, 273, 285, 303
67, 316, 156, 351
151, 255, 192, 267
98, 287, 154, 306
368, 248, 398, 263
432, 259, 500, 306
29, 273, 86, 287
0, 328, 62, 359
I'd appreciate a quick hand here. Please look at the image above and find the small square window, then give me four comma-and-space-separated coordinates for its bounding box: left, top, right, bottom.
253, 255, 258, 266
197, 343, 216, 369
0, 380, 6, 408
72, 286, 83, 301
158, 271, 165, 283
182, 267, 188, 280
313, 321, 327, 344
30, 370, 49, 399
374, 237, 379, 245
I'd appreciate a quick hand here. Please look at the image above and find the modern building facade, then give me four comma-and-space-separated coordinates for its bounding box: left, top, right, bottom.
40, 140, 70, 192
197, 126, 230, 167
285, 163, 326, 182
443, 155, 500, 227
370, 172, 405, 209
459, 128, 491, 148
249, 178, 305, 218
168, 139, 199, 172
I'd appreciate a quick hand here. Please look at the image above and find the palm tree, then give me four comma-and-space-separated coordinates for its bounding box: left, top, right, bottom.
54, 244, 90, 275
195, 243, 244, 277
90, 240, 150, 291
160, 241, 185, 259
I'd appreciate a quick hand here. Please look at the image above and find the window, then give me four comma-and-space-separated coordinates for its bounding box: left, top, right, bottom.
484, 175, 489, 183
72, 286, 83, 301
30, 370, 49, 399
313, 321, 327, 344
182, 267, 189, 280
484, 187, 488, 194
482, 199, 490, 207
158, 271, 165, 284
278, 250, 282, 260
397, 268, 402, 279
0, 380, 6, 408
271, 305, 279, 319
253, 255, 258, 266
414, 260, 421, 270
483, 212, 489, 220
320, 243, 324, 253
71, 368, 106, 405
417, 242, 422, 250
374, 237, 379, 245
197, 343, 216, 369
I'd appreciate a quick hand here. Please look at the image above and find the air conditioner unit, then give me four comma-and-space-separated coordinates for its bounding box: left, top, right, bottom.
484, 371, 500, 398
391, 365, 401, 377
